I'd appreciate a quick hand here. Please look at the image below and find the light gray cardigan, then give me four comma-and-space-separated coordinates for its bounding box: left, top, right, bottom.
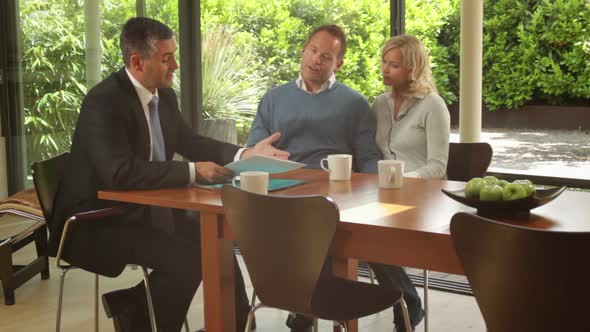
372, 91, 450, 179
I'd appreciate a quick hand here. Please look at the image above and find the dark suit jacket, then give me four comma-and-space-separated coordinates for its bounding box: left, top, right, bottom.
51, 68, 239, 276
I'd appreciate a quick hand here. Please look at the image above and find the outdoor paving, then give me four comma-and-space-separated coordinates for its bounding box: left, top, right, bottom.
451, 128, 590, 180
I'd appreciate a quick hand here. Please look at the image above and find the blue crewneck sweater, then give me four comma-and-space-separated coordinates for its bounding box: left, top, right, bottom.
247, 80, 381, 173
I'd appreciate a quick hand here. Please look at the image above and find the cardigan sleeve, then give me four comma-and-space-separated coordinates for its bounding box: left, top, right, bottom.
410, 97, 450, 179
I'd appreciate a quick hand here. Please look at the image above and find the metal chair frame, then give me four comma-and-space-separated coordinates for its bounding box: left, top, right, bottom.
33, 153, 190, 332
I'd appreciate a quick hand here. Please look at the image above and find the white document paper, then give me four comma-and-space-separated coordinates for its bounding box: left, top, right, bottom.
225, 155, 305, 174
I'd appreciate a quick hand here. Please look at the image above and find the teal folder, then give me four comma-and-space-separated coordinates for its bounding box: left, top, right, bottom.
195, 179, 305, 191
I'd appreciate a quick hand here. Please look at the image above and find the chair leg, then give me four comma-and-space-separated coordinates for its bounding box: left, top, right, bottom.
56, 268, 71, 332
94, 274, 99, 332
399, 297, 412, 332
336, 321, 348, 332
184, 317, 190, 332
250, 288, 257, 307
0, 245, 16, 305
424, 269, 429, 332
34, 225, 50, 280
313, 318, 319, 332
249, 289, 257, 328
245, 303, 267, 332
142, 267, 158, 332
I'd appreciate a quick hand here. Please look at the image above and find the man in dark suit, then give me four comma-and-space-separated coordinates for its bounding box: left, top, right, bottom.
51, 17, 288, 332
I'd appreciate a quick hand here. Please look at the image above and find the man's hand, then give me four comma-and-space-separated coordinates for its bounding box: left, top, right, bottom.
195, 162, 234, 183
241, 132, 290, 160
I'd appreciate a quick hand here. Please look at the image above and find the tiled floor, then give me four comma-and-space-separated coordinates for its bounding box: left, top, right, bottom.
0, 215, 486, 331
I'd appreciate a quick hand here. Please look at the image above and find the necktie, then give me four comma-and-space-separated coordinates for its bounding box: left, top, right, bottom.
148, 96, 174, 233
148, 96, 166, 161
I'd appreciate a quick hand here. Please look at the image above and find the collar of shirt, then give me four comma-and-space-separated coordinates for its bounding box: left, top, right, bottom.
125, 68, 159, 107
387, 91, 425, 121
296, 73, 336, 94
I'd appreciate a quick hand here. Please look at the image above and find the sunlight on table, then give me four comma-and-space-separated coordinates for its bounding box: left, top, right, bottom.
340, 202, 414, 222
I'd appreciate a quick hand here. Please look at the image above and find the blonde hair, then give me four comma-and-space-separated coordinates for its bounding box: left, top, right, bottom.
381, 35, 437, 96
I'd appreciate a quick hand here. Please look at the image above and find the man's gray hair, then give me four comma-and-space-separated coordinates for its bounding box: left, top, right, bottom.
120, 17, 173, 67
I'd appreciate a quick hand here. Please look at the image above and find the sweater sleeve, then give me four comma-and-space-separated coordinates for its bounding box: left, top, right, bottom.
246, 92, 272, 147
353, 98, 382, 173
411, 99, 450, 179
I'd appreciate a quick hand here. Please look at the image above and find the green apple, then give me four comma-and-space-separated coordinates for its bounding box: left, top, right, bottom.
502, 183, 528, 200
522, 183, 536, 197
480, 184, 504, 201
482, 175, 499, 186
512, 179, 536, 197
514, 179, 533, 186
497, 179, 510, 188
465, 177, 485, 198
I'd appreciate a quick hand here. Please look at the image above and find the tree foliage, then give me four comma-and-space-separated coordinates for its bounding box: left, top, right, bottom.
20, 0, 134, 162
201, 0, 391, 100
442, 0, 590, 110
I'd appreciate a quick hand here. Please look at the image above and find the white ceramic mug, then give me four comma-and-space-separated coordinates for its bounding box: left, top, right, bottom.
378, 160, 404, 189
233, 171, 269, 195
320, 154, 352, 181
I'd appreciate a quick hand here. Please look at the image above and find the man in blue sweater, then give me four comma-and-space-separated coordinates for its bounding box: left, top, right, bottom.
246, 25, 424, 332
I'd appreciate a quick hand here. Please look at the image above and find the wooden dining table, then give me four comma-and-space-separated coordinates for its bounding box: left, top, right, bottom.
99, 169, 590, 332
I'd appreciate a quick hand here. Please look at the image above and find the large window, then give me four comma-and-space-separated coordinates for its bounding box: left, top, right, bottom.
470, 0, 589, 182
16, 0, 137, 188
404, 0, 590, 183
7, 0, 181, 190
3, 0, 588, 194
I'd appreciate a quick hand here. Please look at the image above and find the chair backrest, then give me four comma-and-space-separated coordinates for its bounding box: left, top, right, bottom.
221, 185, 339, 314
450, 212, 590, 332
447, 142, 493, 181
31, 152, 70, 226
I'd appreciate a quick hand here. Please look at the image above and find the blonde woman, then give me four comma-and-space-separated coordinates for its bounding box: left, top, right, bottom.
369, 35, 450, 332
373, 35, 450, 179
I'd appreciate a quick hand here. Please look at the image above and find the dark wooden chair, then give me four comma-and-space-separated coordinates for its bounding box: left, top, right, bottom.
415, 142, 494, 330
447, 142, 493, 181
0, 188, 50, 305
221, 185, 411, 332
450, 212, 590, 331
32, 153, 171, 332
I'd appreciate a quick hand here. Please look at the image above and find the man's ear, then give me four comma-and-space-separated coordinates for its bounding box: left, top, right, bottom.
129, 54, 144, 72
334, 57, 344, 72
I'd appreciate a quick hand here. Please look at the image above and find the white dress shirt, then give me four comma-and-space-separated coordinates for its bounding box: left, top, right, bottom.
296, 73, 337, 94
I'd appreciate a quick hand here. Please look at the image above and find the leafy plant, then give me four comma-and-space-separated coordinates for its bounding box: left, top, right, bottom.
20, 1, 87, 162
199, 27, 268, 122
20, 0, 134, 164
171, 26, 269, 144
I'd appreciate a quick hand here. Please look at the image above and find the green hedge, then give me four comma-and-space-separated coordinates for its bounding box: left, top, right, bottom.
441, 0, 590, 110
